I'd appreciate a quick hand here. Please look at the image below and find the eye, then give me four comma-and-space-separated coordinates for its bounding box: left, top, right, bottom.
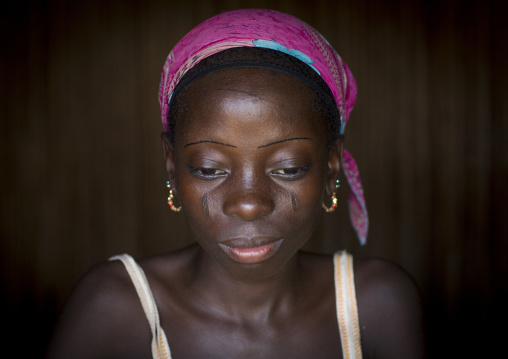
189, 166, 228, 179
270, 166, 309, 178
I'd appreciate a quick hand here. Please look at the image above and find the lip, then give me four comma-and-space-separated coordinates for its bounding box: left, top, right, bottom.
218, 237, 283, 264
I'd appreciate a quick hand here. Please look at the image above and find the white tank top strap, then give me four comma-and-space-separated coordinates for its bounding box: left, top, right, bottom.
110, 254, 172, 359
334, 250, 363, 359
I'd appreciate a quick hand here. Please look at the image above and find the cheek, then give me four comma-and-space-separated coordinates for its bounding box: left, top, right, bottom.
272, 171, 328, 235
287, 183, 325, 224
177, 184, 209, 218
173, 165, 210, 225
283, 167, 328, 233
290, 163, 327, 213
177, 187, 219, 246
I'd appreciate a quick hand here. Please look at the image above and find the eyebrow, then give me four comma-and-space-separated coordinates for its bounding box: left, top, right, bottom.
183, 137, 312, 149
257, 137, 312, 149
184, 140, 237, 148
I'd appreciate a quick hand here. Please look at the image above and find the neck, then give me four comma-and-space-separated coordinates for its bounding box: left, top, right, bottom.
190, 246, 304, 323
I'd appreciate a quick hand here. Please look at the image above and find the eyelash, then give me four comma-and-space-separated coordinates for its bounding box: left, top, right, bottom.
189, 166, 228, 179
270, 166, 309, 178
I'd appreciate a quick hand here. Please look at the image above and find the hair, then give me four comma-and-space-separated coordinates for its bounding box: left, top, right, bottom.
165, 47, 342, 149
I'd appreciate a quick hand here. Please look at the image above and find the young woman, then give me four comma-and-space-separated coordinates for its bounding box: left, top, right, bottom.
47, 9, 424, 359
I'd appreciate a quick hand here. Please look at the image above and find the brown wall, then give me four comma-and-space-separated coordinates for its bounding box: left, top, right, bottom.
1, 0, 506, 357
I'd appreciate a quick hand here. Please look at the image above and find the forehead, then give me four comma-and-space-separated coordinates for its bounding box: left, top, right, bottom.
173, 67, 328, 146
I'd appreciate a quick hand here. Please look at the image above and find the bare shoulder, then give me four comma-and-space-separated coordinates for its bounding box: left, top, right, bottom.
46, 258, 152, 359
353, 257, 421, 305
353, 257, 426, 359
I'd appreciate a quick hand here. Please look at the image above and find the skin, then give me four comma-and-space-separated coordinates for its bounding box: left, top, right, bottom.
46, 68, 425, 358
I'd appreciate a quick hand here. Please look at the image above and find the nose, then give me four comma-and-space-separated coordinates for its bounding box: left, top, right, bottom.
222, 177, 275, 221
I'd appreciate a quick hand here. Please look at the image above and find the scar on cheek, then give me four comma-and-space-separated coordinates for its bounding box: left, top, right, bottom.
291, 192, 298, 212
202, 194, 210, 217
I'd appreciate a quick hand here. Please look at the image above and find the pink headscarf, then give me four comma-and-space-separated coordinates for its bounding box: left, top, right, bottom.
158, 9, 368, 244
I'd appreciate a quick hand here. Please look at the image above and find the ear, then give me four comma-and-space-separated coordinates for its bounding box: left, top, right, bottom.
161, 132, 176, 184
325, 136, 344, 196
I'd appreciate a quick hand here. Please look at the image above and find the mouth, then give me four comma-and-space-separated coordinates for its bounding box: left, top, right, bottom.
218, 237, 283, 264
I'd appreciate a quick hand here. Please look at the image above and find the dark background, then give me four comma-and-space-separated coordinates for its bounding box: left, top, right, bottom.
1, 0, 506, 357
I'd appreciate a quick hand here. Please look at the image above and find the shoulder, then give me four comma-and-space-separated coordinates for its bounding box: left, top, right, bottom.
47, 257, 152, 359
353, 257, 425, 359
353, 256, 421, 306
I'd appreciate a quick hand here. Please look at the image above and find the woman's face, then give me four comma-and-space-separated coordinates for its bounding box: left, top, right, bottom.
164, 68, 342, 275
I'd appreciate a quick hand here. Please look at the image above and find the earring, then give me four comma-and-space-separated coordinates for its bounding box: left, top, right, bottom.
166, 181, 181, 212
322, 192, 338, 212
322, 179, 340, 212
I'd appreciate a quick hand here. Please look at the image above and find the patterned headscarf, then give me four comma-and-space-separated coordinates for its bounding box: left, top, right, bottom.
159, 9, 368, 244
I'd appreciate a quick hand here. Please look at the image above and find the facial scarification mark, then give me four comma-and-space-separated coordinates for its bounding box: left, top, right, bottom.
203, 194, 210, 217
291, 192, 298, 212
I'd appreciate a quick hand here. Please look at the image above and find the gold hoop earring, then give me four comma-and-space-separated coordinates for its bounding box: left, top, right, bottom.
322, 192, 337, 212
323, 179, 340, 212
166, 181, 181, 212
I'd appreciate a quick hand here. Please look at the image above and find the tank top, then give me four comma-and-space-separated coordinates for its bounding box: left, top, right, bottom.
110, 251, 362, 358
